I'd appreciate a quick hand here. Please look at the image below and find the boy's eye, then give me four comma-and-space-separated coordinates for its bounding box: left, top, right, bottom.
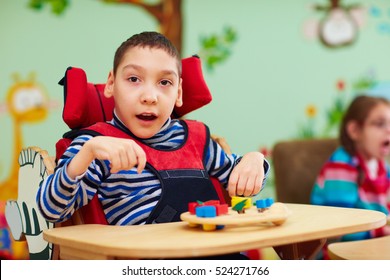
160, 79, 172, 86
128, 76, 139, 83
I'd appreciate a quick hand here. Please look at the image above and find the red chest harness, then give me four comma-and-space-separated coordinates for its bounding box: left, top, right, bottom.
80, 119, 222, 223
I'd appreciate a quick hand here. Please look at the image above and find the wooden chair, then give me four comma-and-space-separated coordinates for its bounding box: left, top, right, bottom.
272, 138, 339, 204
328, 235, 390, 260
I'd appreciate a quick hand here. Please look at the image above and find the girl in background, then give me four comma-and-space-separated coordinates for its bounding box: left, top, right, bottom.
311, 95, 390, 244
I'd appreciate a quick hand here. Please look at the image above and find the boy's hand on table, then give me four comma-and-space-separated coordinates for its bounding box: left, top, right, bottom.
227, 152, 265, 197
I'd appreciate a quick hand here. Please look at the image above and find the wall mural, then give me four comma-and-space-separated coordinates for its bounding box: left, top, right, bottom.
28, 0, 237, 72
3, 0, 386, 260
0, 73, 54, 259
258, 1, 389, 201
297, 70, 390, 139
29, 0, 184, 51
370, 4, 390, 36
299, 1, 390, 138
0, 73, 49, 201
303, 0, 367, 48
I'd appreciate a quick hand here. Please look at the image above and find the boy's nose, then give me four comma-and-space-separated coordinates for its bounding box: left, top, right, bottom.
141, 87, 158, 104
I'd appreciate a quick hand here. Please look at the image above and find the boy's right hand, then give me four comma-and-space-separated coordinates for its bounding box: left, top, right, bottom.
67, 136, 147, 179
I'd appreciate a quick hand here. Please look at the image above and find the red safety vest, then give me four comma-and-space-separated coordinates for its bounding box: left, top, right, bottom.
77, 119, 222, 224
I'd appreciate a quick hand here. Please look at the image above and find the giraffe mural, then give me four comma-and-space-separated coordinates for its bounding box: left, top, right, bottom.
0, 72, 49, 259
0, 73, 49, 200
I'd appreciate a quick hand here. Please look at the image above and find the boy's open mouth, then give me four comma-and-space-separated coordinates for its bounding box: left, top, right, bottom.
383, 140, 390, 147
136, 113, 157, 121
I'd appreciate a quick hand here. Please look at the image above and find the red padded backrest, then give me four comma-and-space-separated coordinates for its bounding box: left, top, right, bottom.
59, 55, 212, 130
173, 56, 212, 118
59, 71, 113, 129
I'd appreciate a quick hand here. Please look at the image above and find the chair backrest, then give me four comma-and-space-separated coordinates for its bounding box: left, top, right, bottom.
272, 138, 339, 204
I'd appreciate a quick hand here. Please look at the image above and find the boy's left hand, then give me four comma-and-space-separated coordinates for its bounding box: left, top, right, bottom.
227, 152, 265, 197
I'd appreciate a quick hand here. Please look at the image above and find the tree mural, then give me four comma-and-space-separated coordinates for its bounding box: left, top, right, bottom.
110, 0, 183, 54
30, 0, 183, 51
29, 0, 185, 56
27, 0, 236, 71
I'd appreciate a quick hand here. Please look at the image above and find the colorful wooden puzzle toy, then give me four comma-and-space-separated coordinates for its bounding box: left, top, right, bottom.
180, 197, 290, 231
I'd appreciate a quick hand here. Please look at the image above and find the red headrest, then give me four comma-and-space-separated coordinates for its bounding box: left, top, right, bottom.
59, 55, 212, 129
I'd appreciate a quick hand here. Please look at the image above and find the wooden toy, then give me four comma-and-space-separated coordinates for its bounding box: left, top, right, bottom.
181, 198, 291, 231
256, 198, 274, 212
186, 200, 229, 231
231, 196, 252, 213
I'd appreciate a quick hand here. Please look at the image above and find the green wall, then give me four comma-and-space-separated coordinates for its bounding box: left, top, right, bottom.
1, 0, 390, 185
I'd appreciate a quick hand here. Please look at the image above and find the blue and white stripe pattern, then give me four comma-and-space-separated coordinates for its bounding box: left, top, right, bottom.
37, 115, 265, 225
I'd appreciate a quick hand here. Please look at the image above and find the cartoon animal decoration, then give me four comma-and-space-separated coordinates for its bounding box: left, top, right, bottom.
0, 73, 51, 259
0, 73, 49, 201
303, 0, 367, 48
5, 147, 55, 260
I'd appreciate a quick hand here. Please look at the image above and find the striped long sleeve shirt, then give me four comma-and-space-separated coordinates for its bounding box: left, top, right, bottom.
311, 146, 390, 240
37, 116, 268, 225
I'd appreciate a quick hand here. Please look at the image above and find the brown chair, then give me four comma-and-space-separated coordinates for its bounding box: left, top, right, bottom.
270, 138, 339, 259
328, 235, 390, 260
272, 138, 339, 204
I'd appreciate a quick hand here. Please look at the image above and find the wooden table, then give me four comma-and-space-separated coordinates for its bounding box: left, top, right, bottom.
43, 203, 387, 260
328, 235, 390, 260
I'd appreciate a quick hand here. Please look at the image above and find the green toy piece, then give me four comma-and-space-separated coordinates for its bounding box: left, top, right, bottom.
232, 199, 248, 213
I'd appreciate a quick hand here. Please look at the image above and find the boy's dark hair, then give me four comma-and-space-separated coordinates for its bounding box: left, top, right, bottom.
340, 95, 390, 155
113, 31, 181, 76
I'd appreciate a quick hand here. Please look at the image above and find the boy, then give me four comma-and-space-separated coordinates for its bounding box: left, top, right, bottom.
37, 31, 268, 227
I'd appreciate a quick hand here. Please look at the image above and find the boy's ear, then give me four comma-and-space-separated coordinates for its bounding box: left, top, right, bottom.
104, 70, 115, 98
175, 78, 183, 107
346, 120, 361, 140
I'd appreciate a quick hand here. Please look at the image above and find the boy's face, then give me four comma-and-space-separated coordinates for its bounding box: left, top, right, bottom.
105, 46, 183, 139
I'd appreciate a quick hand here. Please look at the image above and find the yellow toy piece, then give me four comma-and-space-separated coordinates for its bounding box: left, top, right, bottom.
231, 196, 252, 213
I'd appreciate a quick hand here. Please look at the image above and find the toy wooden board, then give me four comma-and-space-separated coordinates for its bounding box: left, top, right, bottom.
180, 202, 291, 228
